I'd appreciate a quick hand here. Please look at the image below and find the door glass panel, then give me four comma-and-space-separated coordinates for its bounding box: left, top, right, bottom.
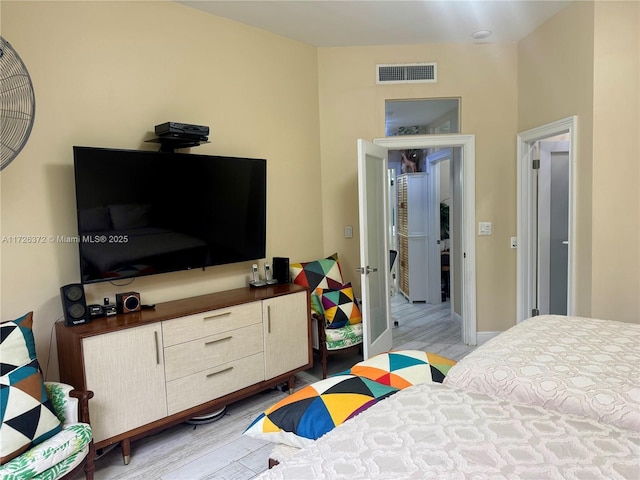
538, 141, 569, 315
385, 98, 460, 137
548, 151, 569, 314
366, 153, 387, 341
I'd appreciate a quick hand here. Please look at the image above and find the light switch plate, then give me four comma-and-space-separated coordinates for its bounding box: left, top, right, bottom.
344, 225, 353, 238
478, 222, 492, 236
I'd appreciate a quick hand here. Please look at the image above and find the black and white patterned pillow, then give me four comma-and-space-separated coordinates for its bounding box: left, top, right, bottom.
0, 313, 62, 464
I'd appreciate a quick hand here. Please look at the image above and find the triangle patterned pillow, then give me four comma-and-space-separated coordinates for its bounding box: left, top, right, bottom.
290, 253, 344, 314
0, 313, 62, 464
318, 283, 362, 329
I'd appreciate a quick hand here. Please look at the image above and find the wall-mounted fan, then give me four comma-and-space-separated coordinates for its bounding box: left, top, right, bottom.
1, 36, 36, 171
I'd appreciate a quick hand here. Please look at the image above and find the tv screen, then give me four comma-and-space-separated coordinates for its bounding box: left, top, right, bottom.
73, 146, 266, 284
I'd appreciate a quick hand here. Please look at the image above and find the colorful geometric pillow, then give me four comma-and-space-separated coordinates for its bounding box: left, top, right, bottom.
319, 283, 362, 329
244, 375, 398, 448
0, 360, 62, 464
0, 312, 36, 376
344, 350, 457, 389
290, 253, 344, 314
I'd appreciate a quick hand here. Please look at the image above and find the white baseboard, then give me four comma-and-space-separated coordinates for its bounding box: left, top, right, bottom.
475, 331, 502, 346
452, 312, 462, 324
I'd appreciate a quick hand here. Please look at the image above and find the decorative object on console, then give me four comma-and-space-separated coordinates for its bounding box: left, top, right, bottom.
60, 284, 90, 326
272, 257, 289, 284
115, 292, 141, 314
264, 263, 277, 285
88, 304, 104, 319
249, 263, 266, 287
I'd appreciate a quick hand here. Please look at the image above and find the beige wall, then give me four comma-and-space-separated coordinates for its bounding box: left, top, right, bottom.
591, 1, 639, 322
317, 44, 519, 332
0, 1, 323, 379
518, 1, 639, 323
518, 2, 595, 317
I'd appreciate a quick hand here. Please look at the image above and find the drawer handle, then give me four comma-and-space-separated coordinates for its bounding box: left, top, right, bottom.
203, 312, 231, 321
154, 331, 160, 365
267, 305, 271, 334
206, 366, 233, 378
204, 336, 232, 346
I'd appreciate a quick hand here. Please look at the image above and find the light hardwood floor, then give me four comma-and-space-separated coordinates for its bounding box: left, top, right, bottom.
90, 295, 475, 480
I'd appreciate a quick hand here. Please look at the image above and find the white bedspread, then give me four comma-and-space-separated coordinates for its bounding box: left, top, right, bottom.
445, 315, 640, 431
257, 382, 640, 479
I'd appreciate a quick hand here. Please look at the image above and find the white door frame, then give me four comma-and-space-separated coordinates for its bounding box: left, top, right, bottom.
516, 116, 577, 322
375, 135, 476, 345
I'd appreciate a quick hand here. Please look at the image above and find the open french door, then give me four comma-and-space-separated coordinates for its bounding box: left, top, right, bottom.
357, 139, 393, 359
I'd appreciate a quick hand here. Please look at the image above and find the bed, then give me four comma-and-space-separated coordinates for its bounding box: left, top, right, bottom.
256, 382, 640, 479
444, 314, 640, 431
251, 316, 640, 479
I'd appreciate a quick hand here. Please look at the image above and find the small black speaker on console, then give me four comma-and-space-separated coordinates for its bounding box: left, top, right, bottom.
116, 292, 141, 314
60, 284, 90, 326
272, 257, 290, 284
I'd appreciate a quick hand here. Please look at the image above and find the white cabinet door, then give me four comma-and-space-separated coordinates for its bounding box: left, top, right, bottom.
263, 291, 309, 379
82, 323, 167, 442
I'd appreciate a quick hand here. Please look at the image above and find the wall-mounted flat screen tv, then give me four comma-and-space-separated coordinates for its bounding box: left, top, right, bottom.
73, 146, 266, 284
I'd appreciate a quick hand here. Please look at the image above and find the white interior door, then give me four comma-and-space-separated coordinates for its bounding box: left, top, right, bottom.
357, 139, 393, 359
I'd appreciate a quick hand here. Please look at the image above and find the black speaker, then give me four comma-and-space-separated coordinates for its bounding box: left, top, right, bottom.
116, 292, 141, 314
272, 257, 290, 284
60, 284, 90, 326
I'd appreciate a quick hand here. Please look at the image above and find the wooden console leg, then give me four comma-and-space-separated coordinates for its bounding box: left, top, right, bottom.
121, 439, 131, 465
287, 375, 295, 393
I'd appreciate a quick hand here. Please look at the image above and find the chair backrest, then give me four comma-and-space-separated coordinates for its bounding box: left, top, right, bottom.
390, 250, 398, 271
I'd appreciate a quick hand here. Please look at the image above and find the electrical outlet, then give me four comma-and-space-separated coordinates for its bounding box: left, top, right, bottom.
511, 237, 518, 248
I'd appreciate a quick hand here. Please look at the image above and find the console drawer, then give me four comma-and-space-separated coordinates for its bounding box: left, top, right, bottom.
164, 323, 263, 382
166, 353, 265, 415
162, 302, 261, 347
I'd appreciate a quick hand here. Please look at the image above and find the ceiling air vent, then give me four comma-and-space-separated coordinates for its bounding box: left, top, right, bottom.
377, 63, 437, 84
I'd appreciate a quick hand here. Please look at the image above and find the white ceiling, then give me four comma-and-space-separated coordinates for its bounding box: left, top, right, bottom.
178, 0, 571, 47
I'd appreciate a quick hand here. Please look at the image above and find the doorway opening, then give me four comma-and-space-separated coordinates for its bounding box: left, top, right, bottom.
387, 147, 461, 354
374, 135, 476, 346
387, 147, 456, 305
517, 116, 577, 322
